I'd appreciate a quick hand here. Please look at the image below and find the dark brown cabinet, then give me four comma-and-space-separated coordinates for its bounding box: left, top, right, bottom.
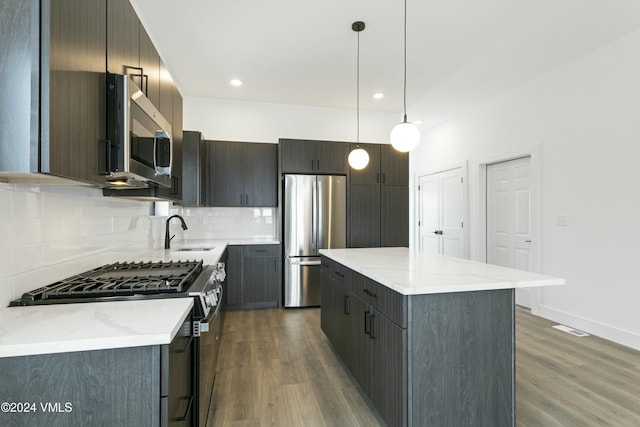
320, 257, 352, 367
349, 144, 409, 248
349, 144, 408, 186
207, 141, 278, 207
226, 244, 281, 308
45, 0, 106, 185
321, 260, 408, 426
139, 25, 160, 107
0, 318, 194, 426
279, 139, 349, 175
107, 0, 160, 105
182, 131, 206, 206
322, 257, 515, 427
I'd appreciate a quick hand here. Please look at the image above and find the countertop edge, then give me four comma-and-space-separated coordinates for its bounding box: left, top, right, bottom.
320, 248, 565, 295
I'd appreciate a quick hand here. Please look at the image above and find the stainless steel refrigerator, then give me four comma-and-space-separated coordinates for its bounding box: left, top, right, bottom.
284, 174, 346, 307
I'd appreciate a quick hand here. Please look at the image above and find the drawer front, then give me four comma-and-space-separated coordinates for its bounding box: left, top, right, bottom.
333, 262, 352, 292
353, 273, 406, 328
243, 244, 279, 258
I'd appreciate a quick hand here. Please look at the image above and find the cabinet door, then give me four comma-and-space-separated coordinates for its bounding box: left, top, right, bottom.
139, 24, 160, 107
182, 131, 204, 206
381, 186, 409, 247
349, 185, 381, 248
47, 0, 106, 184
244, 143, 277, 207
208, 141, 245, 206
350, 296, 372, 399
243, 257, 278, 303
279, 139, 316, 173
380, 144, 409, 186
315, 141, 349, 174
372, 312, 406, 427
171, 83, 183, 199
106, 0, 138, 75
226, 246, 243, 305
349, 144, 380, 185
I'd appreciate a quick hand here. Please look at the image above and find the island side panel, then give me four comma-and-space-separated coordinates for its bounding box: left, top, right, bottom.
408, 289, 515, 427
0, 346, 160, 427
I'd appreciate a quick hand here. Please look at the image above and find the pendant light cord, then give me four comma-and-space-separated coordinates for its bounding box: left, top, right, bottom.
402, 0, 408, 124
357, 28, 360, 143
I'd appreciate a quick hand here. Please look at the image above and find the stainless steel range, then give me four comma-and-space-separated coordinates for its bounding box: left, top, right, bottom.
9, 258, 226, 427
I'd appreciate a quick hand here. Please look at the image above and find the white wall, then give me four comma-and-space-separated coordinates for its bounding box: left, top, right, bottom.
412, 29, 640, 350
184, 97, 398, 143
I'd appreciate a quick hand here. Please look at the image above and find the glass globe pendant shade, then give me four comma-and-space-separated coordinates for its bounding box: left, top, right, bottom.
348, 147, 370, 170
390, 121, 420, 152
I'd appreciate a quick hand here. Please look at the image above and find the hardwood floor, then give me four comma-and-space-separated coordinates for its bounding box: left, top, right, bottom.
206, 307, 640, 426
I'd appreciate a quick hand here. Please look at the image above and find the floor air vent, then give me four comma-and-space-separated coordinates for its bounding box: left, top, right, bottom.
553, 324, 590, 337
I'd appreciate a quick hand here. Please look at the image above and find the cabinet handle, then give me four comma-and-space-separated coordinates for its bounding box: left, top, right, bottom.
240, 193, 244, 205
255, 249, 268, 253
382, 172, 386, 184
311, 159, 315, 171
344, 295, 350, 315
245, 194, 249, 205
363, 288, 377, 298
369, 313, 376, 339
316, 159, 320, 170
174, 396, 193, 422
364, 311, 371, 335
376, 173, 380, 183
335, 271, 345, 279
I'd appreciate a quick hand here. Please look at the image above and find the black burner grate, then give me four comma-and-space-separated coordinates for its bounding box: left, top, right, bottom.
16, 260, 203, 305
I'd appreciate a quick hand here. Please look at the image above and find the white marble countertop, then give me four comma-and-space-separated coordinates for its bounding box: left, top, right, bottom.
0, 298, 193, 358
319, 247, 564, 295
0, 241, 232, 359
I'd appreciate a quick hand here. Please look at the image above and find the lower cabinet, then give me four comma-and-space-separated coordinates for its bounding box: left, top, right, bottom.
321, 256, 406, 426
321, 255, 516, 427
226, 244, 281, 308
0, 318, 194, 427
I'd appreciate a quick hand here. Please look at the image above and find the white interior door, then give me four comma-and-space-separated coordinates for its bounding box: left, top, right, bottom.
418, 174, 440, 255
418, 168, 464, 258
487, 156, 533, 307
440, 169, 464, 258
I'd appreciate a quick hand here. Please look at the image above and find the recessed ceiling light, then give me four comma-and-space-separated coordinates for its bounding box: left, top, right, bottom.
373, 92, 384, 99
230, 79, 243, 87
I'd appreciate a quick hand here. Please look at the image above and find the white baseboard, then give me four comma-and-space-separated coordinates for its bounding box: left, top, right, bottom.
535, 304, 640, 351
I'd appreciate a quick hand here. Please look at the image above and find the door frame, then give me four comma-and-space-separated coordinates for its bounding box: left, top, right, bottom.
476, 145, 542, 313
414, 161, 469, 259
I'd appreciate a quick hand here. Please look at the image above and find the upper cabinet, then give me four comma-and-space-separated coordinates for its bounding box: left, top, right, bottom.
206, 141, 278, 207
107, 0, 160, 109
279, 139, 349, 175
349, 144, 408, 186
181, 131, 206, 206
0, 0, 183, 192
0, 0, 107, 185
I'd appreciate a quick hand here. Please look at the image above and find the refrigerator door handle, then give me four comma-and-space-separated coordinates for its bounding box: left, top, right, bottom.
311, 177, 317, 252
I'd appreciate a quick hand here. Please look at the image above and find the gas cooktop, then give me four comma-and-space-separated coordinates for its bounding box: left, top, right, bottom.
10, 260, 204, 306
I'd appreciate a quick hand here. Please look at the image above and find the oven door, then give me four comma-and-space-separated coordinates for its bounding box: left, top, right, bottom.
196, 285, 224, 427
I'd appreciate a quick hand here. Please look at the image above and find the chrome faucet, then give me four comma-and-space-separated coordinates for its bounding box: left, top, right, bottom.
165, 215, 188, 249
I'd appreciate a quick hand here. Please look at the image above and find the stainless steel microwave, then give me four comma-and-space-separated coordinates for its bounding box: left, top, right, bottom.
105, 74, 172, 188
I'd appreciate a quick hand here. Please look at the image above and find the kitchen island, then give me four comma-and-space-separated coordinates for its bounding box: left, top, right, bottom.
319, 247, 564, 427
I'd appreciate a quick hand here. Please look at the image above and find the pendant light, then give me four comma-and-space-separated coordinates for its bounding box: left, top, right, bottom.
390, 0, 420, 153
348, 21, 370, 171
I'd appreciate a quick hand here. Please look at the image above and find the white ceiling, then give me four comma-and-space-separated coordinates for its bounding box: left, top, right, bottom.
131, 0, 640, 130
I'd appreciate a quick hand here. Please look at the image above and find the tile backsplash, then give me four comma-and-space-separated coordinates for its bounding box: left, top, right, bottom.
0, 183, 164, 308
168, 206, 278, 241
0, 184, 279, 309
